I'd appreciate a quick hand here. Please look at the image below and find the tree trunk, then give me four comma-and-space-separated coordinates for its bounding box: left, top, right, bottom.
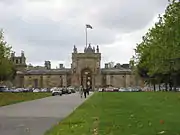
169, 81, 172, 91
153, 83, 156, 91
159, 84, 161, 91
173, 75, 177, 91
165, 83, 168, 91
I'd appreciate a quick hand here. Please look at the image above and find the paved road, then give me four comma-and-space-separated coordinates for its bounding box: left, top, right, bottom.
0, 92, 93, 135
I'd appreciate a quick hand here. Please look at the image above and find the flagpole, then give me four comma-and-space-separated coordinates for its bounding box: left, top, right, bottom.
85, 25, 87, 48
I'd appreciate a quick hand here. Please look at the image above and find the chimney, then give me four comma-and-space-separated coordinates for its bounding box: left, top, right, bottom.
11, 52, 15, 57
21, 50, 25, 57
44, 61, 51, 69
121, 64, 130, 69
59, 64, 64, 69
116, 63, 121, 68
105, 63, 108, 69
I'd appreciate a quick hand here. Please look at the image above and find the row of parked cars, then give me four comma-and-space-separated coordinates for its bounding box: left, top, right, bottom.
51, 87, 76, 96
0, 86, 49, 93
98, 87, 142, 92
0, 86, 76, 96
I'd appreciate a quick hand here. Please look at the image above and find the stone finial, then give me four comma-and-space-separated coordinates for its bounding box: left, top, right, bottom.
21, 50, 25, 57
96, 45, 99, 53
84, 47, 87, 52
11, 51, 15, 57
85, 43, 94, 53
93, 46, 95, 53
73, 45, 77, 53
88, 43, 91, 48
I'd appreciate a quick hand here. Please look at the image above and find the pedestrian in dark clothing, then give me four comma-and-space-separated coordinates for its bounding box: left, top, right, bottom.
83, 88, 87, 98
102, 88, 104, 92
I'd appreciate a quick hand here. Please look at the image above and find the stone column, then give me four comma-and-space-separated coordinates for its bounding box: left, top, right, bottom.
95, 74, 101, 88
92, 74, 95, 91
40, 75, 43, 88
123, 74, 126, 88
62, 75, 67, 87
77, 73, 81, 87
125, 75, 131, 87
106, 75, 111, 86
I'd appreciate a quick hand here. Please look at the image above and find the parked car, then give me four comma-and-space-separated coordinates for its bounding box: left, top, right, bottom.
0, 86, 11, 92
11, 88, 23, 92
61, 88, 71, 94
52, 89, 62, 96
0, 86, 7, 92
67, 86, 76, 93
61, 88, 67, 94
41, 88, 48, 92
70, 89, 75, 93
105, 87, 114, 92
119, 87, 130, 92
67, 89, 72, 94
98, 88, 103, 92
113, 87, 119, 92
33, 88, 40, 92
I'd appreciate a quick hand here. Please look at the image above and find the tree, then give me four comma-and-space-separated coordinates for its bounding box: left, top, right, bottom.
0, 29, 14, 82
134, 0, 180, 90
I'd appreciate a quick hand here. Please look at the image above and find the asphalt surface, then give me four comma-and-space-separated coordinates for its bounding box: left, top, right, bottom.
0, 92, 93, 135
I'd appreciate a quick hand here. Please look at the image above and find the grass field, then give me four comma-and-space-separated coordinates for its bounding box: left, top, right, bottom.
46, 92, 180, 135
0, 92, 51, 106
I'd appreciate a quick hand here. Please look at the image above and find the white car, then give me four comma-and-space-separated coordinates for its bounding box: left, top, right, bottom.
52, 89, 62, 96
105, 87, 114, 92
33, 89, 40, 92
41, 88, 48, 92
50, 87, 58, 92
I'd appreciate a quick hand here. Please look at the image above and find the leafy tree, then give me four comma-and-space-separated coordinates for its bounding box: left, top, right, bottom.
134, 0, 180, 90
0, 29, 14, 82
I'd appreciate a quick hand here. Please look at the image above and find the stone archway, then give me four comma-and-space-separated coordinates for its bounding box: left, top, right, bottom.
81, 68, 92, 89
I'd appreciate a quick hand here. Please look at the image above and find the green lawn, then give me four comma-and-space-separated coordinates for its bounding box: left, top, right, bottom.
46, 92, 180, 135
0, 92, 51, 106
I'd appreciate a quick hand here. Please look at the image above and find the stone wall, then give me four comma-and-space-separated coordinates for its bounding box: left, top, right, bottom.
103, 74, 144, 88
23, 74, 66, 88
14, 70, 145, 88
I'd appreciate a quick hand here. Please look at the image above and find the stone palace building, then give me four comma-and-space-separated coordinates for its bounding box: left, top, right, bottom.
11, 44, 144, 89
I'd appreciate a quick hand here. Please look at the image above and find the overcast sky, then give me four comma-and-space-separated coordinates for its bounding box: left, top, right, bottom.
0, 0, 168, 68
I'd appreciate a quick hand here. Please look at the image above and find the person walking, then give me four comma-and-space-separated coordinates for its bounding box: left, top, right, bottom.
79, 86, 83, 98
83, 87, 87, 98
87, 87, 90, 95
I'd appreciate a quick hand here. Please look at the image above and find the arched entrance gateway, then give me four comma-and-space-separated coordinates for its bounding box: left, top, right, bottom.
81, 68, 92, 89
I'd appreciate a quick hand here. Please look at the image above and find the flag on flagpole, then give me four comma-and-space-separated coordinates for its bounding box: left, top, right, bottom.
86, 24, 93, 29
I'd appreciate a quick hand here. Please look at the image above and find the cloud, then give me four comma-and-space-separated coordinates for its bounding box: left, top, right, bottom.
0, 0, 169, 68
90, 0, 168, 33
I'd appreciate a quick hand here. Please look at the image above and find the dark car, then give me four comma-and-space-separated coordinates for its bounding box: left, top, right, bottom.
113, 88, 119, 92
71, 89, 76, 93
62, 88, 68, 94
62, 88, 72, 94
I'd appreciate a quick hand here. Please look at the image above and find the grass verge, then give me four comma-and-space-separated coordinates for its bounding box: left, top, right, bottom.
45, 92, 180, 135
0, 92, 51, 106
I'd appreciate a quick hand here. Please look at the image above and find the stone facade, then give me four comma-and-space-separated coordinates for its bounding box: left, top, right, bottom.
12, 45, 144, 89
